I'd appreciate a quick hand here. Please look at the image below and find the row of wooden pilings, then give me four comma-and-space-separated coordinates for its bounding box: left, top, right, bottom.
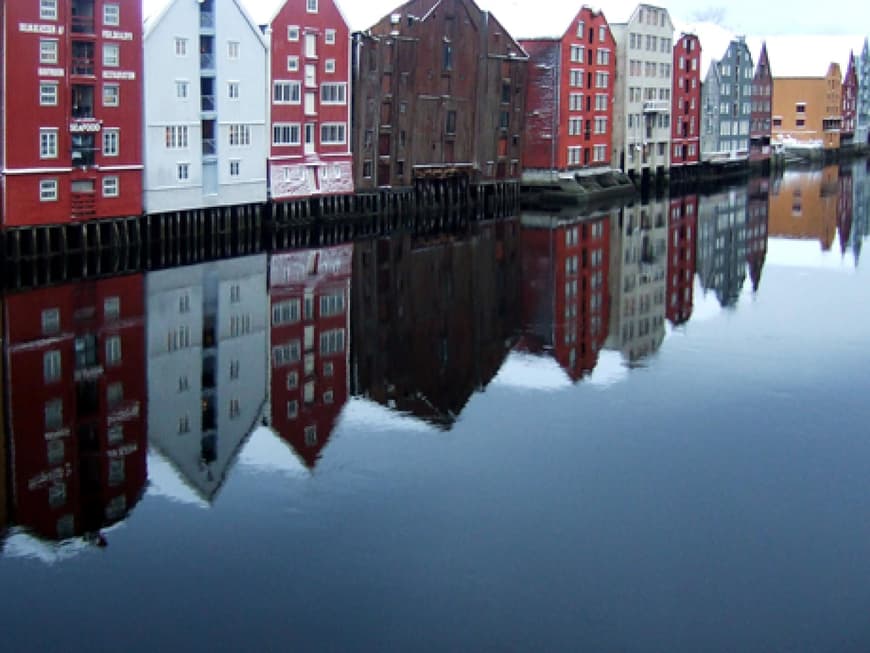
1, 178, 521, 290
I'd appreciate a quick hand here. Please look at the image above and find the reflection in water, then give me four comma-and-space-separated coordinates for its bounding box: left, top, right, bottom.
351, 220, 521, 429
8, 165, 870, 553
146, 255, 268, 504
518, 210, 611, 381
267, 245, 352, 469
607, 195, 670, 362
2, 277, 148, 551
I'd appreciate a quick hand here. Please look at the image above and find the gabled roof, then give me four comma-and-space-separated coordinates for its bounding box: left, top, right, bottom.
243, 0, 351, 32
144, 0, 268, 48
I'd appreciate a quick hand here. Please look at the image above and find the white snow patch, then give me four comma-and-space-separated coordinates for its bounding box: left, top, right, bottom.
491, 350, 572, 391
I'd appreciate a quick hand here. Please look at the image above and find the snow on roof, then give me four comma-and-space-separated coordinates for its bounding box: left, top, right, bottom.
748, 34, 865, 78
674, 20, 735, 79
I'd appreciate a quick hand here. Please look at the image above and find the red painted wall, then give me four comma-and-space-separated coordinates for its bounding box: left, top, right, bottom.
671, 34, 701, 166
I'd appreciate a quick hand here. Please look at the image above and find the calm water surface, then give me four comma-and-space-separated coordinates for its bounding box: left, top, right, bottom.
2, 162, 870, 652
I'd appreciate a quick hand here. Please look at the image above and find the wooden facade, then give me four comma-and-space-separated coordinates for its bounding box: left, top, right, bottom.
351, 0, 528, 191
772, 64, 843, 150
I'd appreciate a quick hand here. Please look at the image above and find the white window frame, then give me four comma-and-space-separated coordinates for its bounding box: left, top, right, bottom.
103, 3, 120, 26
175, 80, 189, 99
102, 176, 119, 197
177, 162, 190, 182
325, 29, 336, 45
305, 33, 317, 58
227, 81, 240, 99
40, 179, 58, 202
287, 55, 300, 72
175, 38, 188, 57
288, 26, 300, 41
103, 83, 120, 106
40, 82, 59, 106
228, 124, 251, 147
306, 0, 318, 13
320, 82, 347, 105
325, 58, 336, 74
40, 0, 58, 20
229, 159, 240, 176
273, 80, 301, 104
227, 41, 240, 59
103, 43, 120, 67
40, 39, 58, 64
320, 123, 346, 145
103, 128, 120, 156
40, 128, 59, 159
272, 123, 301, 146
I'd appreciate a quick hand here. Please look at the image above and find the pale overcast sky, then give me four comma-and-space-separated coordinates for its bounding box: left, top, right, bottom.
329, 0, 867, 36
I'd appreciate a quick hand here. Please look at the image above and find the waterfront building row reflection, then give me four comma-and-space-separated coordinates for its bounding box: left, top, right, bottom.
2, 164, 869, 552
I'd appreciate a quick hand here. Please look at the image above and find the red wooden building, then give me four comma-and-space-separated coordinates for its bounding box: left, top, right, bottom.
265, 0, 353, 200
519, 212, 610, 381
671, 33, 701, 169
520, 7, 616, 171
0, 0, 143, 227
268, 244, 351, 469
841, 51, 858, 145
352, 0, 528, 190
3, 275, 147, 540
666, 194, 697, 326
746, 176, 769, 292
750, 41, 773, 163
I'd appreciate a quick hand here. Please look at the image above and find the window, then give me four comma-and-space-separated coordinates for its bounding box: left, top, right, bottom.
325, 58, 336, 74
320, 83, 346, 104
108, 424, 124, 444
287, 55, 300, 72
274, 81, 301, 103
570, 69, 584, 87
320, 123, 346, 144
40, 82, 59, 106
228, 124, 251, 146
40, 39, 58, 64
305, 33, 317, 58
599, 26, 607, 42
595, 94, 608, 111
272, 340, 301, 366
175, 38, 188, 56
305, 64, 316, 88
229, 160, 240, 176
179, 293, 190, 313
229, 398, 240, 419
108, 459, 125, 486
103, 296, 120, 320
287, 400, 299, 419
307, 0, 318, 12
103, 4, 120, 25
41, 0, 58, 20
323, 390, 334, 405
47, 438, 65, 465
227, 81, 240, 99
178, 415, 190, 434
177, 163, 190, 181
40, 129, 58, 159
228, 41, 240, 59
288, 26, 300, 41
103, 128, 119, 156
304, 424, 317, 445
595, 72, 609, 88
323, 361, 334, 377
597, 49, 610, 65
106, 335, 122, 366
443, 42, 453, 71
178, 375, 190, 393
796, 102, 806, 114
325, 29, 336, 44
319, 328, 345, 354
103, 83, 119, 106
45, 399, 63, 431
286, 371, 299, 390
107, 382, 123, 408
570, 45, 584, 63
102, 176, 119, 197
42, 308, 61, 336
44, 350, 62, 383
319, 292, 345, 317
165, 125, 189, 148
446, 110, 457, 135
273, 123, 301, 145
103, 44, 119, 67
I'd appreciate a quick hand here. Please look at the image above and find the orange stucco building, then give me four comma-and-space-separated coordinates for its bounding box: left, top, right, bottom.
772, 63, 843, 149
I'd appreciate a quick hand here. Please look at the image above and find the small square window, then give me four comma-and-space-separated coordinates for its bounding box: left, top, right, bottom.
103, 176, 119, 197
288, 56, 299, 72
40, 83, 58, 106
288, 26, 300, 41
287, 400, 299, 419
229, 160, 240, 176
287, 370, 299, 390
103, 4, 120, 26
104, 296, 120, 319
306, 0, 318, 13
175, 38, 187, 56
103, 84, 120, 106
103, 44, 120, 67
40, 179, 58, 202
325, 29, 336, 44
325, 59, 336, 74
40, 0, 58, 20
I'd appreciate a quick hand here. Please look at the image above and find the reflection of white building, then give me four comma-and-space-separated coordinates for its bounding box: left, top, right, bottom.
606, 196, 668, 362
146, 254, 268, 502
143, 0, 268, 213
611, 4, 675, 176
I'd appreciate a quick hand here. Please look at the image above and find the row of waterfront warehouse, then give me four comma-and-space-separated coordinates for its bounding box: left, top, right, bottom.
1, 0, 869, 228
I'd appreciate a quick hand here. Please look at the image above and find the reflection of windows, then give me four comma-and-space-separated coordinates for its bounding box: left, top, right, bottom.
304, 381, 315, 404
108, 424, 124, 444
47, 438, 65, 465
75, 334, 98, 369
45, 399, 63, 431
106, 335, 122, 366
319, 292, 345, 317
319, 329, 345, 354
107, 382, 123, 409
286, 370, 299, 390
273, 299, 301, 325
287, 400, 299, 419
44, 350, 62, 383
178, 415, 190, 434
304, 425, 317, 446
272, 340, 301, 366
49, 483, 67, 508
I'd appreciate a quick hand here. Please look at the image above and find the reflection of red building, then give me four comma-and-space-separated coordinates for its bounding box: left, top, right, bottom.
0, 0, 144, 226
268, 245, 351, 469
671, 34, 701, 168
3, 276, 146, 540
747, 176, 770, 291
519, 212, 611, 380
667, 195, 697, 325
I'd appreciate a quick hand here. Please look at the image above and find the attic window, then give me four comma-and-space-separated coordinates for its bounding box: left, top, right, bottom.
390, 13, 400, 24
